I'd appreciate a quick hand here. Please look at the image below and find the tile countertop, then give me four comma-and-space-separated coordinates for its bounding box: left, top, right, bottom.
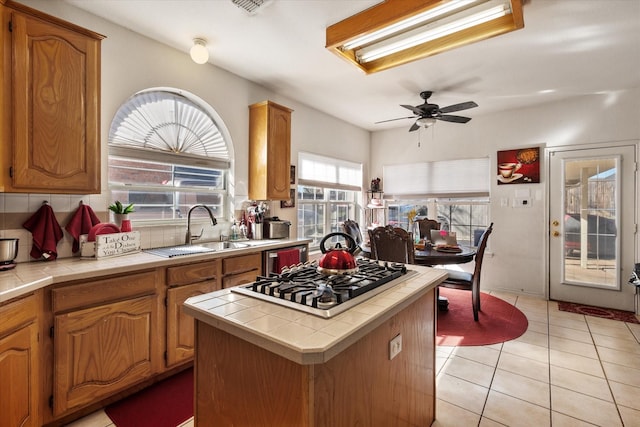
183, 265, 448, 365
0, 239, 311, 304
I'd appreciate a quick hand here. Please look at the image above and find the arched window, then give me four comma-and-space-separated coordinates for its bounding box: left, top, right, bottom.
108, 88, 232, 222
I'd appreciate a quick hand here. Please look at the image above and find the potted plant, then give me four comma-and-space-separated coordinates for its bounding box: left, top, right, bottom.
108, 201, 135, 229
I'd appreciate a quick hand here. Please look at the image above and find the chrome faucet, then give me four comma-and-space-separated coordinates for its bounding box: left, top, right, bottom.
185, 204, 217, 244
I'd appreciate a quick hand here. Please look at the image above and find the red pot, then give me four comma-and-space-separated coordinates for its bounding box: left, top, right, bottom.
317, 232, 359, 275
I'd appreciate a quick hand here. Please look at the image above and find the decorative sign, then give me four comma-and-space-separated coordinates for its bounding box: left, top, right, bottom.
81, 231, 141, 259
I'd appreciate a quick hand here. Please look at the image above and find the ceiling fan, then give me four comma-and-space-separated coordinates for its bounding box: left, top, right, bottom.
376, 91, 478, 132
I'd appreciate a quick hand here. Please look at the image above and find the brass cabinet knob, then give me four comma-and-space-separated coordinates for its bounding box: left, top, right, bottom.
552, 220, 559, 226
552, 231, 560, 237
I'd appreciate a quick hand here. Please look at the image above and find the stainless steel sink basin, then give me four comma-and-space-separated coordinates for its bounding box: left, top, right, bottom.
197, 241, 250, 250
144, 241, 249, 258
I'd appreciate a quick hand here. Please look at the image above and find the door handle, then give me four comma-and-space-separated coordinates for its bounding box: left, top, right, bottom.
552, 231, 560, 237
552, 220, 559, 226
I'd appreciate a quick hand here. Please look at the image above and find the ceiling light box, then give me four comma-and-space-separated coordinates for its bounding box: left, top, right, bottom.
326, 0, 524, 74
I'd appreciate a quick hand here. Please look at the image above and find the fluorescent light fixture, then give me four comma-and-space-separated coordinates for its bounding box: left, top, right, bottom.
342, 0, 477, 51
190, 38, 209, 64
326, 0, 524, 74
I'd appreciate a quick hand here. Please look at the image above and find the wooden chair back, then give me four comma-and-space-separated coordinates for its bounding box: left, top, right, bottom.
415, 218, 440, 241
439, 222, 493, 321
368, 225, 415, 264
341, 219, 363, 246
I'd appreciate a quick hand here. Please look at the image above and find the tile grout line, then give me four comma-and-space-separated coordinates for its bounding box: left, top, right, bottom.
586, 316, 627, 426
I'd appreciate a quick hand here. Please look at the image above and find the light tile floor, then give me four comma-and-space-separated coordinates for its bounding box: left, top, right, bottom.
67, 291, 640, 427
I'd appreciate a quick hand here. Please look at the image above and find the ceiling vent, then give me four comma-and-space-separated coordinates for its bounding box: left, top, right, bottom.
231, 0, 270, 15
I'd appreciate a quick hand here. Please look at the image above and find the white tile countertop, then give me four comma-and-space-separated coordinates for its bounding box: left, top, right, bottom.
183, 265, 447, 365
0, 239, 310, 303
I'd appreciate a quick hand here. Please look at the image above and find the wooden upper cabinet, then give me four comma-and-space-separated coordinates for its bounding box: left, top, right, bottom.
248, 101, 292, 201
1, 1, 104, 193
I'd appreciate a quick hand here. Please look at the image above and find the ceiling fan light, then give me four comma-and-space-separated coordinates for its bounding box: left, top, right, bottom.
190, 38, 209, 64
416, 117, 437, 128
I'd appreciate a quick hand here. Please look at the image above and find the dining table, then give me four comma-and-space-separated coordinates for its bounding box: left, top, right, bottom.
414, 245, 476, 266
358, 243, 476, 266
359, 243, 477, 310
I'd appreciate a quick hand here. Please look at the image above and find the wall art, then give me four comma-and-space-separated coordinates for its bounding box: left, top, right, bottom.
497, 147, 540, 185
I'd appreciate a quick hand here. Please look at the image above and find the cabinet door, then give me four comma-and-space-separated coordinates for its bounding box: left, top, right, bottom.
166, 281, 217, 367
0, 324, 39, 427
0, 293, 39, 427
266, 105, 291, 199
249, 101, 292, 200
10, 11, 101, 193
53, 295, 159, 416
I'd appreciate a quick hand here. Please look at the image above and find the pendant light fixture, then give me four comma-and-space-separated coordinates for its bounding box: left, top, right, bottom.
190, 38, 209, 64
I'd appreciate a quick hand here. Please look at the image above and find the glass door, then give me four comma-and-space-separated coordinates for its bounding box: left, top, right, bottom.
549, 144, 636, 311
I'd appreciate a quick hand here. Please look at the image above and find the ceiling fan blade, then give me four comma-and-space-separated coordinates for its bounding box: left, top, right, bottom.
401, 104, 425, 116
409, 122, 420, 132
439, 101, 478, 114
374, 115, 417, 124
438, 114, 472, 123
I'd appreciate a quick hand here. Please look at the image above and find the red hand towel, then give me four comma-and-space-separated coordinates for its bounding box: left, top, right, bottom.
65, 204, 101, 253
275, 248, 300, 273
23, 204, 64, 261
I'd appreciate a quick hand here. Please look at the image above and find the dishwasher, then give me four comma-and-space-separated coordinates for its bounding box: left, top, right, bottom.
263, 244, 308, 275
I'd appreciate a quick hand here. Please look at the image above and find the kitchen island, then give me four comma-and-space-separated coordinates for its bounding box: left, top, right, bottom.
184, 264, 447, 426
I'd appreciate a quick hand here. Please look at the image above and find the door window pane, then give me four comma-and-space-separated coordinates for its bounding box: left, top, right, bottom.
563, 157, 618, 287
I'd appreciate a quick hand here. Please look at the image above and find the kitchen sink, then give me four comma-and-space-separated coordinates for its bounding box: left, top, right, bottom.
197, 241, 250, 250
144, 241, 249, 258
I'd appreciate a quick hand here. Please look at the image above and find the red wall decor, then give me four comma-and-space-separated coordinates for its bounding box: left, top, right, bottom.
497, 147, 540, 185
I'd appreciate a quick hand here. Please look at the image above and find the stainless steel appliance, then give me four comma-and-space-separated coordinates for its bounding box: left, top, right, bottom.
263, 217, 291, 239
0, 238, 19, 270
263, 244, 308, 276
231, 259, 414, 318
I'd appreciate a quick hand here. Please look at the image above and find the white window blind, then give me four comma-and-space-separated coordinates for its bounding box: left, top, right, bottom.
383, 158, 490, 197
298, 152, 362, 190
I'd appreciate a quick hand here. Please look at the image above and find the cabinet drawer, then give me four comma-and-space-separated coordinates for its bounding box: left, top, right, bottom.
52, 270, 157, 313
223, 270, 259, 289
223, 253, 261, 276
167, 259, 219, 287
0, 293, 38, 337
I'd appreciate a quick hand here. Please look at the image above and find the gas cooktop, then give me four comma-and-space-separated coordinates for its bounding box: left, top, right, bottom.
231, 259, 415, 318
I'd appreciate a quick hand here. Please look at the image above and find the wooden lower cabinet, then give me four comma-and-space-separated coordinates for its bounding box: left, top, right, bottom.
51, 271, 161, 417
166, 281, 217, 366
165, 260, 220, 367
0, 293, 40, 427
222, 253, 261, 288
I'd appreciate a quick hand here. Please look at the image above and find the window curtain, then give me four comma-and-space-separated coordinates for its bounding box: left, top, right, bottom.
298, 152, 362, 190
383, 158, 490, 198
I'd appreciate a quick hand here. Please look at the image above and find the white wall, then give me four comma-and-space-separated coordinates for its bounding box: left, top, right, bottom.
370, 89, 640, 297
6, 0, 370, 258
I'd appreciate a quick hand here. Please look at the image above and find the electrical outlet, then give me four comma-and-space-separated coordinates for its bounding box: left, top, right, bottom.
389, 334, 402, 360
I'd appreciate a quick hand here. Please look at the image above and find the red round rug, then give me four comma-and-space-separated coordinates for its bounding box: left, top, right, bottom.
437, 288, 528, 346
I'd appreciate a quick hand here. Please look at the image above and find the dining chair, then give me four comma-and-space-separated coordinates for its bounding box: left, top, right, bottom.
368, 225, 415, 264
341, 219, 363, 255
415, 218, 440, 241
438, 222, 493, 321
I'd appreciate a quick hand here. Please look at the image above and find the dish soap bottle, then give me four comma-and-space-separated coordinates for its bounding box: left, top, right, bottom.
239, 219, 247, 239
231, 219, 239, 240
